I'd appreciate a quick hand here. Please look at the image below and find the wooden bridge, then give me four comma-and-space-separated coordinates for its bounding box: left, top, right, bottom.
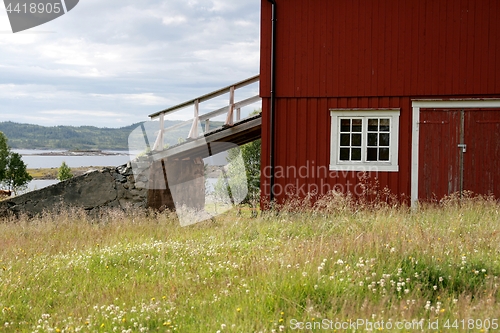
145, 75, 261, 213
148, 75, 262, 160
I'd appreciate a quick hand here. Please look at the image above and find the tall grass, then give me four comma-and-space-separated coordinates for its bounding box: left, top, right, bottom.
0, 196, 499, 332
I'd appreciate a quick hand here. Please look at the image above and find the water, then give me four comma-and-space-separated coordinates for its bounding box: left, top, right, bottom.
14, 150, 133, 192
14, 150, 222, 193
28, 179, 59, 192
15, 150, 132, 169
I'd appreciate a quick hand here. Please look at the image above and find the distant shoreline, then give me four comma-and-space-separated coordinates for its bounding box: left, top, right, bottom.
20, 150, 129, 157
27, 166, 110, 180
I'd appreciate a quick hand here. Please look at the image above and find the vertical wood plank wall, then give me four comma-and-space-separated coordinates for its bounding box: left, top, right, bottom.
259, 0, 500, 204
261, 0, 500, 98
260, 96, 413, 203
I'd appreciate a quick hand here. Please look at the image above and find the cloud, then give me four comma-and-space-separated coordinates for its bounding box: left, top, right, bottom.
162, 15, 187, 26
90, 93, 172, 106
0, 0, 261, 128
40, 110, 122, 117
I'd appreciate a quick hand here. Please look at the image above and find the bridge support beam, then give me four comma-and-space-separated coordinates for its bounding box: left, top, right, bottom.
147, 157, 205, 212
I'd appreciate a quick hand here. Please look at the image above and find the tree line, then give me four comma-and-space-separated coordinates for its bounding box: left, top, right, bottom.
0, 120, 225, 151
0, 121, 143, 150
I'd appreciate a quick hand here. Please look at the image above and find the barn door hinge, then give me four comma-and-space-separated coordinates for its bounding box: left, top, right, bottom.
458, 144, 467, 153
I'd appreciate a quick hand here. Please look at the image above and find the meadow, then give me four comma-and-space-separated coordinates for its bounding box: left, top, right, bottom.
0, 195, 499, 332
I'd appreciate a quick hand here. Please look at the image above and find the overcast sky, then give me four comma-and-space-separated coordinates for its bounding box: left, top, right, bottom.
0, 0, 261, 128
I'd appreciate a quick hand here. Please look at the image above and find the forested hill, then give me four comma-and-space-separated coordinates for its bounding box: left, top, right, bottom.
0, 120, 224, 150
0, 121, 142, 150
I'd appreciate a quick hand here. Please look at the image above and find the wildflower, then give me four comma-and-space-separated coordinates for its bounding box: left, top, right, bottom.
236, 308, 241, 312
433, 285, 437, 290
439, 276, 443, 282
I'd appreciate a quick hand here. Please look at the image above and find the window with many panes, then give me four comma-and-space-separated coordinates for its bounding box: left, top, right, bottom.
330, 110, 400, 171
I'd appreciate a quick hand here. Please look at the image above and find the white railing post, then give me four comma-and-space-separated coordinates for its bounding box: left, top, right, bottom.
225, 85, 235, 126
149, 75, 260, 141
153, 113, 165, 151
159, 113, 164, 151
205, 119, 210, 133
188, 99, 200, 139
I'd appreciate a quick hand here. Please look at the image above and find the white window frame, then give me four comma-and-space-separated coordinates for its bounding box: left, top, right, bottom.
330, 109, 400, 172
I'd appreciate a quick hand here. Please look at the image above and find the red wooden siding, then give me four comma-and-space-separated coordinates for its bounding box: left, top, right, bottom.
463, 110, 500, 197
259, 0, 500, 205
260, 0, 500, 98
418, 109, 461, 200
418, 109, 500, 200
260, 96, 413, 203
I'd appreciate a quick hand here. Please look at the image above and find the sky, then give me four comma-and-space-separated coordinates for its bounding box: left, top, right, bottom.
0, 0, 261, 128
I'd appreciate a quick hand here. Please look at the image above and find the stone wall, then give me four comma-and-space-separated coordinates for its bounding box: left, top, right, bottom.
0, 163, 147, 218
0, 155, 207, 219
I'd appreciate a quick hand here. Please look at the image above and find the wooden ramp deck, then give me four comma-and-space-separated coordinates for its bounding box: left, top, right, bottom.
150, 114, 261, 160
148, 75, 261, 161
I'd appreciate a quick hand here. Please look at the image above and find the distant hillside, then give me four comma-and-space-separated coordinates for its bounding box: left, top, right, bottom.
0, 121, 222, 150
0, 121, 142, 150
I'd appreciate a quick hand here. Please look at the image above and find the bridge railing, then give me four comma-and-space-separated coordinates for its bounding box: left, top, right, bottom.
149, 75, 261, 152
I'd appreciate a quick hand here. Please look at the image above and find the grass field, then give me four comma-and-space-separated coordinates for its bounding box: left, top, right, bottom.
0, 196, 499, 332
27, 167, 110, 180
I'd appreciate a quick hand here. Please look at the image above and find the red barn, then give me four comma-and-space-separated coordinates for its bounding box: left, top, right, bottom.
259, 0, 500, 205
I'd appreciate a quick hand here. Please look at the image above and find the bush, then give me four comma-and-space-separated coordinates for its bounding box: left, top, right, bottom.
57, 161, 73, 181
